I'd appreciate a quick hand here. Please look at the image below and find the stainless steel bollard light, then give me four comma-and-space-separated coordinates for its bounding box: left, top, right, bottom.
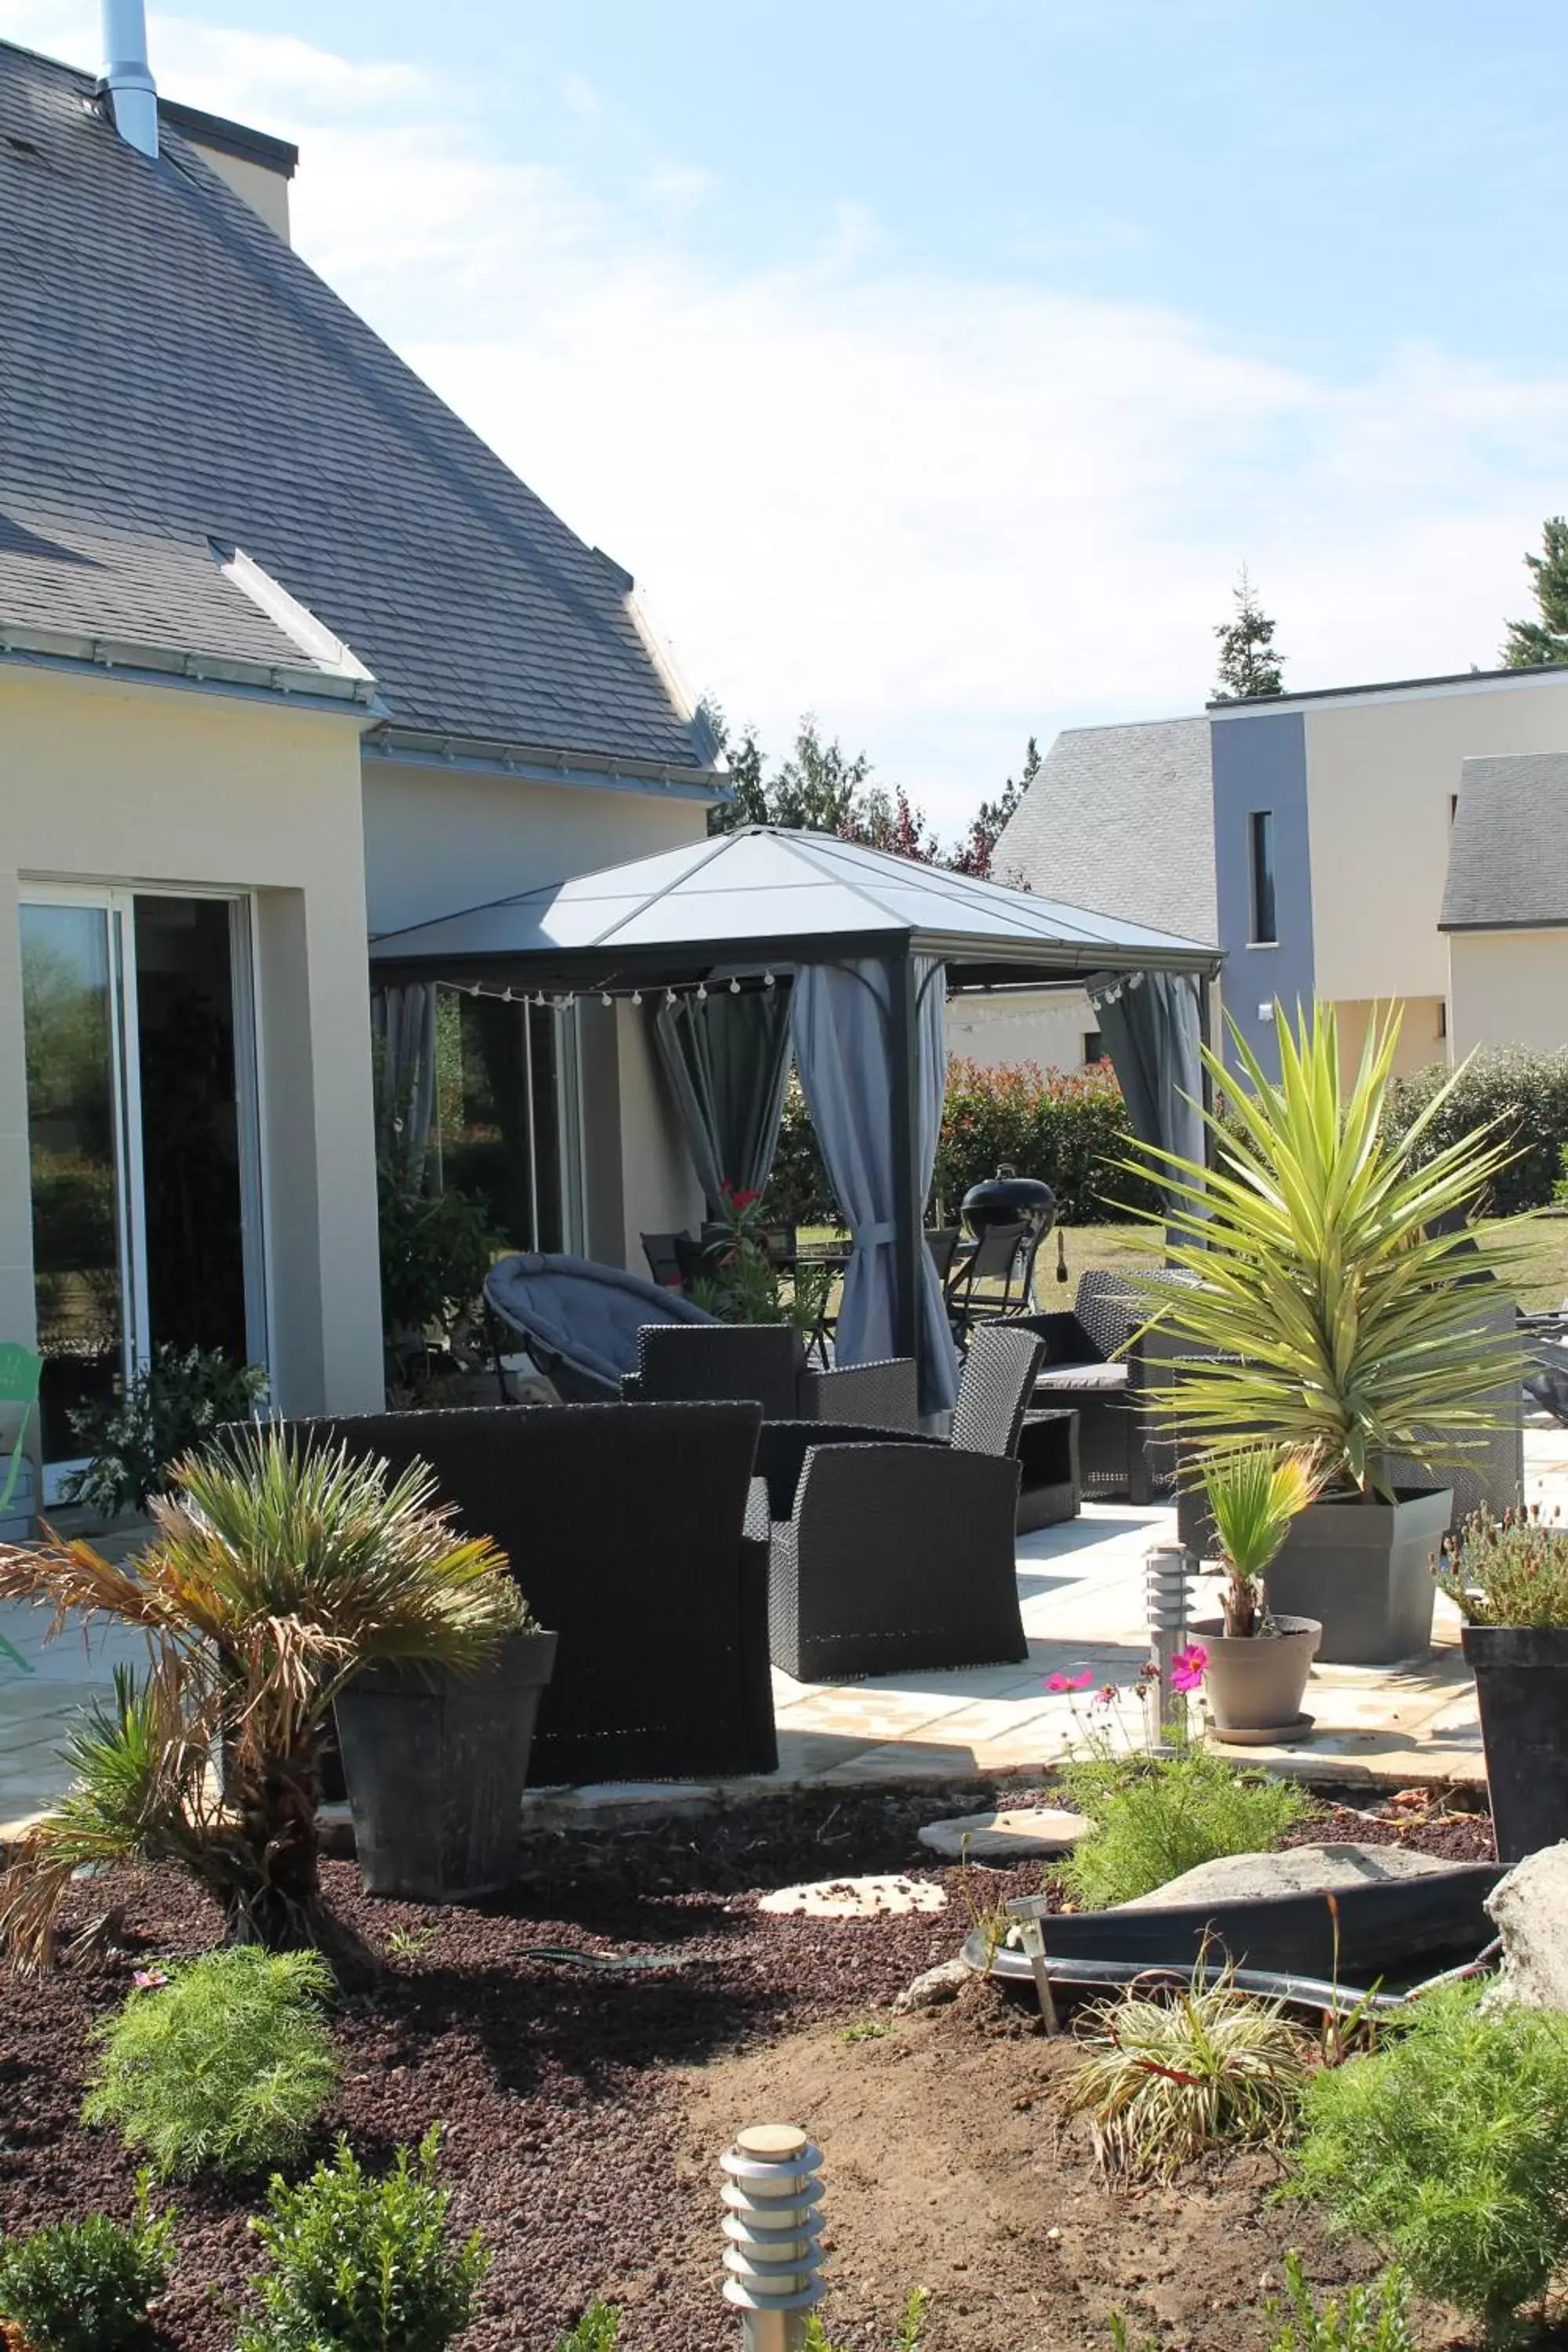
1145, 1543, 1197, 1753
721, 2124, 826, 2352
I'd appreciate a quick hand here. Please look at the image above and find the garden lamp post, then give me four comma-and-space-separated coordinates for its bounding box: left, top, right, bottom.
1145, 1542, 1197, 1752
721, 2123, 826, 2352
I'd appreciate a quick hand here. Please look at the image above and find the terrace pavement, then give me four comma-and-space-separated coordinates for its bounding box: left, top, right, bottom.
3, 1429, 1566, 1842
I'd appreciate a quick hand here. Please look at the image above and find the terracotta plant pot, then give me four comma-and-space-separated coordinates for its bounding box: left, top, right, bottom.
1192, 1613, 1321, 1737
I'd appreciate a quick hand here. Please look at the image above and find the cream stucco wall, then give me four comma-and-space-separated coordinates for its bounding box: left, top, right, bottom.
944, 987, 1098, 1073
185, 141, 291, 241
0, 663, 384, 1421
362, 761, 713, 1270
1448, 931, 1568, 1060
1305, 675, 1568, 1007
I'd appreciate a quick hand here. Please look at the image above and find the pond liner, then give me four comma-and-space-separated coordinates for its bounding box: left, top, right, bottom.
993, 1860, 1504, 1991
967, 1932, 1499, 2018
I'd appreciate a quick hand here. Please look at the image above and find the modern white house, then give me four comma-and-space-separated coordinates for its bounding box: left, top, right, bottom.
0, 23, 720, 1502
988, 666, 1568, 1079
1441, 753, 1568, 1057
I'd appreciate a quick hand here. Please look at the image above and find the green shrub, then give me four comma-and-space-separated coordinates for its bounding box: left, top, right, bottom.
0, 2179, 174, 2352
1435, 1504, 1568, 1628
237, 2128, 489, 2352
1058, 1746, 1308, 1909
377, 1163, 497, 1343
62, 1345, 268, 1518
767, 1059, 1162, 1228
1386, 1047, 1568, 1215
554, 2306, 622, 2352
1294, 1980, 1568, 2332
1265, 2253, 1414, 2352
83, 1946, 338, 2180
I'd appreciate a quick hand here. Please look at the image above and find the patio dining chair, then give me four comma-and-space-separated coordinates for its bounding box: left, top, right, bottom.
0, 1344, 42, 1675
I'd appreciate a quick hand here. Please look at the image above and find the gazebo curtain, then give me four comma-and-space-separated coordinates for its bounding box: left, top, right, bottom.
792, 956, 960, 1415
653, 985, 794, 1216
371, 982, 439, 1185
1089, 967, 1204, 1214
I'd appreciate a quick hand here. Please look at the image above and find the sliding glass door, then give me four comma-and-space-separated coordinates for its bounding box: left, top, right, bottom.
20, 887, 266, 1497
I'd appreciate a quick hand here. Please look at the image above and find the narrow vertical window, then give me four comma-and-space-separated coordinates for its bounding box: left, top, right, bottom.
1249, 810, 1276, 944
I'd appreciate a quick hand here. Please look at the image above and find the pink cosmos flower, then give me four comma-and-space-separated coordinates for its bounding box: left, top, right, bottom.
131, 1967, 169, 1991
1047, 1669, 1095, 1693
1169, 1643, 1210, 1693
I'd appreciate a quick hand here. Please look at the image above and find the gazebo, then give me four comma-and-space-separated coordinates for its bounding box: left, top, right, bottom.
371, 827, 1224, 1411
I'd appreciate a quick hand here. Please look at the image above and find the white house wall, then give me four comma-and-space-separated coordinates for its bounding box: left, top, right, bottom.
1304, 675, 1568, 1007
944, 988, 1097, 1073
0, 664, 384, 1420
1448, 929, 1568, 1059
361, 761, 711, 1271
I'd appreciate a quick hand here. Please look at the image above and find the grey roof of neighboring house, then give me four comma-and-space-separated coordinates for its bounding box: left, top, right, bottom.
993, 715, 1217, 946
0, 42, 715, 772
1441, 754, 1568, 931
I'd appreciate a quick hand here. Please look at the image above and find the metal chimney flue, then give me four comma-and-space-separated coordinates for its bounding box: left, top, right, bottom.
100, 0, 158, 159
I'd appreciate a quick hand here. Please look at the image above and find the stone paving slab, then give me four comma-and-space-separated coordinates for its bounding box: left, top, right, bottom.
5, 1433, 1563, 1842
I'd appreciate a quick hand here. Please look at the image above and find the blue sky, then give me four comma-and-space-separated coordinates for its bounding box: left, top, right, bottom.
6, 0, 1568, 827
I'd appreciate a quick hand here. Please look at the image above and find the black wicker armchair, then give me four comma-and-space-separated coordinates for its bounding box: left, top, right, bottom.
622, 1321, 921, 1432
274, 1403, 776, 1786
987, 1269, 1168, 1504
752, 1409, 1025, 1682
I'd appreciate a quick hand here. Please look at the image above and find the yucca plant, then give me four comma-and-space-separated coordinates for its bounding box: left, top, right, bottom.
0, 1429, 528, 1981
1128, 1001, 1528, 1501
1203, 1447, 1319, 1635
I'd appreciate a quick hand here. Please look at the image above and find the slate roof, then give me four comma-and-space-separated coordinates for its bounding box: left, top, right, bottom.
993, 716, 1217, 946
1441, 754, 1568, 931
0, 41, 713, 770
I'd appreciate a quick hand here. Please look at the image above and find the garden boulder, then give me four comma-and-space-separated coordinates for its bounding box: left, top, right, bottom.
1122, 1842, 1450, 1910
1482, 1842, 1568, 2013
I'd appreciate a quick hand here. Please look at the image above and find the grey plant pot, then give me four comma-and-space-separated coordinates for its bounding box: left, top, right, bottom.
1191, 1613, 1320, 1736
1263, 1487, 1452, 1666
333, 1628, 558, 1903
1461, 1624, 1568, 1864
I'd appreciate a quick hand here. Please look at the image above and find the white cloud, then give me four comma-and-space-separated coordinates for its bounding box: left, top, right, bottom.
5, 0, 1567, 823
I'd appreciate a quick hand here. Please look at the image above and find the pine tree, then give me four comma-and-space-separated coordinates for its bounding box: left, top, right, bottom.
948, 736, 1040, 878
1501, 517, 1568, 668
1212, 566, 1285, 701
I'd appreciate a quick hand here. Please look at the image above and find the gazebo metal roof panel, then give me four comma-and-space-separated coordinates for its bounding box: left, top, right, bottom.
370, 825, 1221, 980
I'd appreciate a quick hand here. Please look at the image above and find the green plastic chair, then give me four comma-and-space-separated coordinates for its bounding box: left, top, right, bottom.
0, 1344, 42, 1675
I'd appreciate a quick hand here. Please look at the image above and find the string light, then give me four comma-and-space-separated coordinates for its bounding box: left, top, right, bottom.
601, 991, 613, 1007
764, 972, 775, 988
631, 989, 642, 1005
729, 977, 741, 993
502, 986, 513, 1003
696, 982, 707, 999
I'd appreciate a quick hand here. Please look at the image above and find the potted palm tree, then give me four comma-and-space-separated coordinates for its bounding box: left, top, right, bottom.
1436, 1508, 1568, 1863
1191, 1449, 1322, 1738
1131, 1002, 1526, 1666
0, 1429, 539, 1982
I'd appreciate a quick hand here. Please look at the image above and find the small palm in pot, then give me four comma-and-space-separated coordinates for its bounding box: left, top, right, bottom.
1204, 1449, 1320, 1636
1196, 1449, 1323, 1738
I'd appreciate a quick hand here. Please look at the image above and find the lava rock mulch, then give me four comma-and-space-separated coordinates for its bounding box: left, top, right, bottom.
0, 1786, 1495, 2352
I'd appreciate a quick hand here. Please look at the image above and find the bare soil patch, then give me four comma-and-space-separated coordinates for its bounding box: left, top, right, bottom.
0, 1784, 1490, 2351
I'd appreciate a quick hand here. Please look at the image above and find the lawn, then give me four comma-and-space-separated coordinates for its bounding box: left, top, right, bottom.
808, 1215, 1568, 1313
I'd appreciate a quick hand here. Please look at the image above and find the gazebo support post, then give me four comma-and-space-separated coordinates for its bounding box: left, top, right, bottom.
1198, 972, 1216, 1170
886, 948, 924, 1373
